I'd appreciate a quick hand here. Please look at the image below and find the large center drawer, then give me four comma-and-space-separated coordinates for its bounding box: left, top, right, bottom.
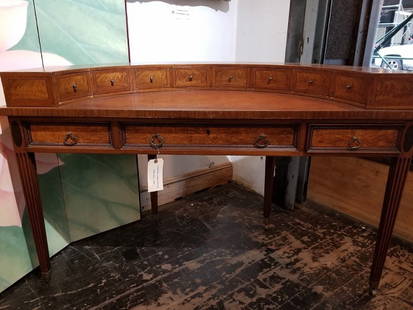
124, 125, 296, 149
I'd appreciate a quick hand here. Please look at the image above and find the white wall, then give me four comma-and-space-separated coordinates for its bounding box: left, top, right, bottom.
127, 0, 291, 198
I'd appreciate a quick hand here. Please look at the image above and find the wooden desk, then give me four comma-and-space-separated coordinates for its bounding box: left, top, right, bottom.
1, 63, 413, 294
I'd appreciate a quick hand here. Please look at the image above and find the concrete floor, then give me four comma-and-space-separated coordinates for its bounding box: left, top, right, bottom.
0, 182, 412, 309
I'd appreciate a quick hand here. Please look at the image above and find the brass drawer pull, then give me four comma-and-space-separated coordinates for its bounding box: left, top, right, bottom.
149, 76, 154, 83
63, 132, 79, 146
110, 79, 115, 86
254, 134, 269, 148
188, 75, 193, 82
268, 76, 273, 83
348, 136, 361, 151
228, 75, 234, 82
307, 80, 314, 85
150, 134, 164, 149
72, 84, 78, 93
345, 84, 353, 90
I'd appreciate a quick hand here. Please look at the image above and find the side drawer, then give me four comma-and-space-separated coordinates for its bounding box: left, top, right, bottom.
308, 125, 401, 153
29, 123, 111, 146
56, 73, 91, 101
293, 70, 330, 96
333, 73, 367, 105
253, 68, 290, 91
135, 68, 169, 90
124, 125, 295, 149
213, 67, 248, 88
174, 68, 208, 88
92, 69, 132, 95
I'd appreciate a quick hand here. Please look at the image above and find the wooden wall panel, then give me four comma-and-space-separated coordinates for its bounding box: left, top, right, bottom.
308, 157, 413, 243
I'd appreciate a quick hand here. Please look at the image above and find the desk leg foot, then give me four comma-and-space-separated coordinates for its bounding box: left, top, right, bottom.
16, 152, 50, 274
369, 156, 411, 292
148, 154, 159, 214
264, 156, 276, 218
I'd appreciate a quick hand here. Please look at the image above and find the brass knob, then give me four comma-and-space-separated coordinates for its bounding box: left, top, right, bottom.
307, 80, 314, 85
110, 79, 115, 86
254, 134, 269, 148
348, 136, 361, 151
268, 76, 273, 83
63, 132, 79, 146
150, 134, 164, 149
188, 75, 193, 82
345, 84, 352, 90
149, 76, 154, 83
228, 75, 234, 82
72, 84, 78, 93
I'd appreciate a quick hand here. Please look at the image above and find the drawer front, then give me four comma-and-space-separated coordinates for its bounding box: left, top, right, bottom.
92, 69, 131, 94
293, 70, 330, 96
174, 68, 208, 88
309, 127, 400, 152
57, 73, 91, 101
253, 69, 290, 90
30, 124, 110, 146
373, 76, 413, 109
333, 74, 367, 104
213, 68, 248, 88
125, 125, 295, 148
135, 69, 169, 89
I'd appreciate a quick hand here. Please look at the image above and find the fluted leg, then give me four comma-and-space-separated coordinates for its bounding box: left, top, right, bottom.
369, 155, 411, 293
264, 156, 276, 218
16, 152, 50, 274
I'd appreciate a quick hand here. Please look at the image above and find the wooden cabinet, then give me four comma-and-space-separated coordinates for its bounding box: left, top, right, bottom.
333, 73, 367, 105
213, 67, 248, 88
135, 68, 169, 90
174, 68, 208, 88
92, 69, 132, 95
124, 125, 295, 149
56, 73, 91, 101
29, 123, 110, 146
253, 68, 290, 91
292, 70, 330, 96
308, 125, 400, 153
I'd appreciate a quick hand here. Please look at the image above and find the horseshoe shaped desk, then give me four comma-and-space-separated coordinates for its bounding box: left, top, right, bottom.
1, 63, 413, 293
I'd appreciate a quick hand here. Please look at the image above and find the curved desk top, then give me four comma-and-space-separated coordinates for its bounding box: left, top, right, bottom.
1, 63, 413, 117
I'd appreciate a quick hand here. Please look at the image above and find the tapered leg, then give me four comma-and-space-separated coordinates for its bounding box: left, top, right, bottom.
369, 155, 411, 293
148, 154, 158, 214
264, 156, 276, 218
16, 152, 50, 274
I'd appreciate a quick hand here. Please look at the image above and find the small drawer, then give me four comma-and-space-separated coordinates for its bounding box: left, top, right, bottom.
56, 73, 91, 101
333, 74, 367, 105
29, 123, 110, 146
124, 125, 295, 149
308, 126, 400, 152
92, 69, 132, 95
135, 69, 169, 90
253, 69, 290, 90
213, 67, 248, 88
174, 68, 208, 88
293, 70, 330, 96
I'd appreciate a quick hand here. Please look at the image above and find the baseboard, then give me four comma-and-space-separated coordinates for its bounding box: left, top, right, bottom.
140, 162, 233, 211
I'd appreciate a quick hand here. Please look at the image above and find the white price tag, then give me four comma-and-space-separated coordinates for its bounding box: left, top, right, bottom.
148, 158, 164, 192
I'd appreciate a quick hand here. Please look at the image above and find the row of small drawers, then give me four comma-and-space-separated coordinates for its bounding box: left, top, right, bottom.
26, 123, 401, 153
55, 66, 368, 105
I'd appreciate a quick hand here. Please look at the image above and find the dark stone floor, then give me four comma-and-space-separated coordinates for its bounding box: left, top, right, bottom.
1, 182, 413, 310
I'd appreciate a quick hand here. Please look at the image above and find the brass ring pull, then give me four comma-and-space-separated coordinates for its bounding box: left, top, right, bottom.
254, 134, 269, 148
228, 75, 234, 82
150, 134, 164, 149
63, 132, 79, 146
110, 79, 115, 86
348, 136, 361, 151
188, 75, 193, 82
72, 84, 78, 93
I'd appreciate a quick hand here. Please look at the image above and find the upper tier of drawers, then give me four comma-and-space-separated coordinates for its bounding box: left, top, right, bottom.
1, 64, 412, 110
